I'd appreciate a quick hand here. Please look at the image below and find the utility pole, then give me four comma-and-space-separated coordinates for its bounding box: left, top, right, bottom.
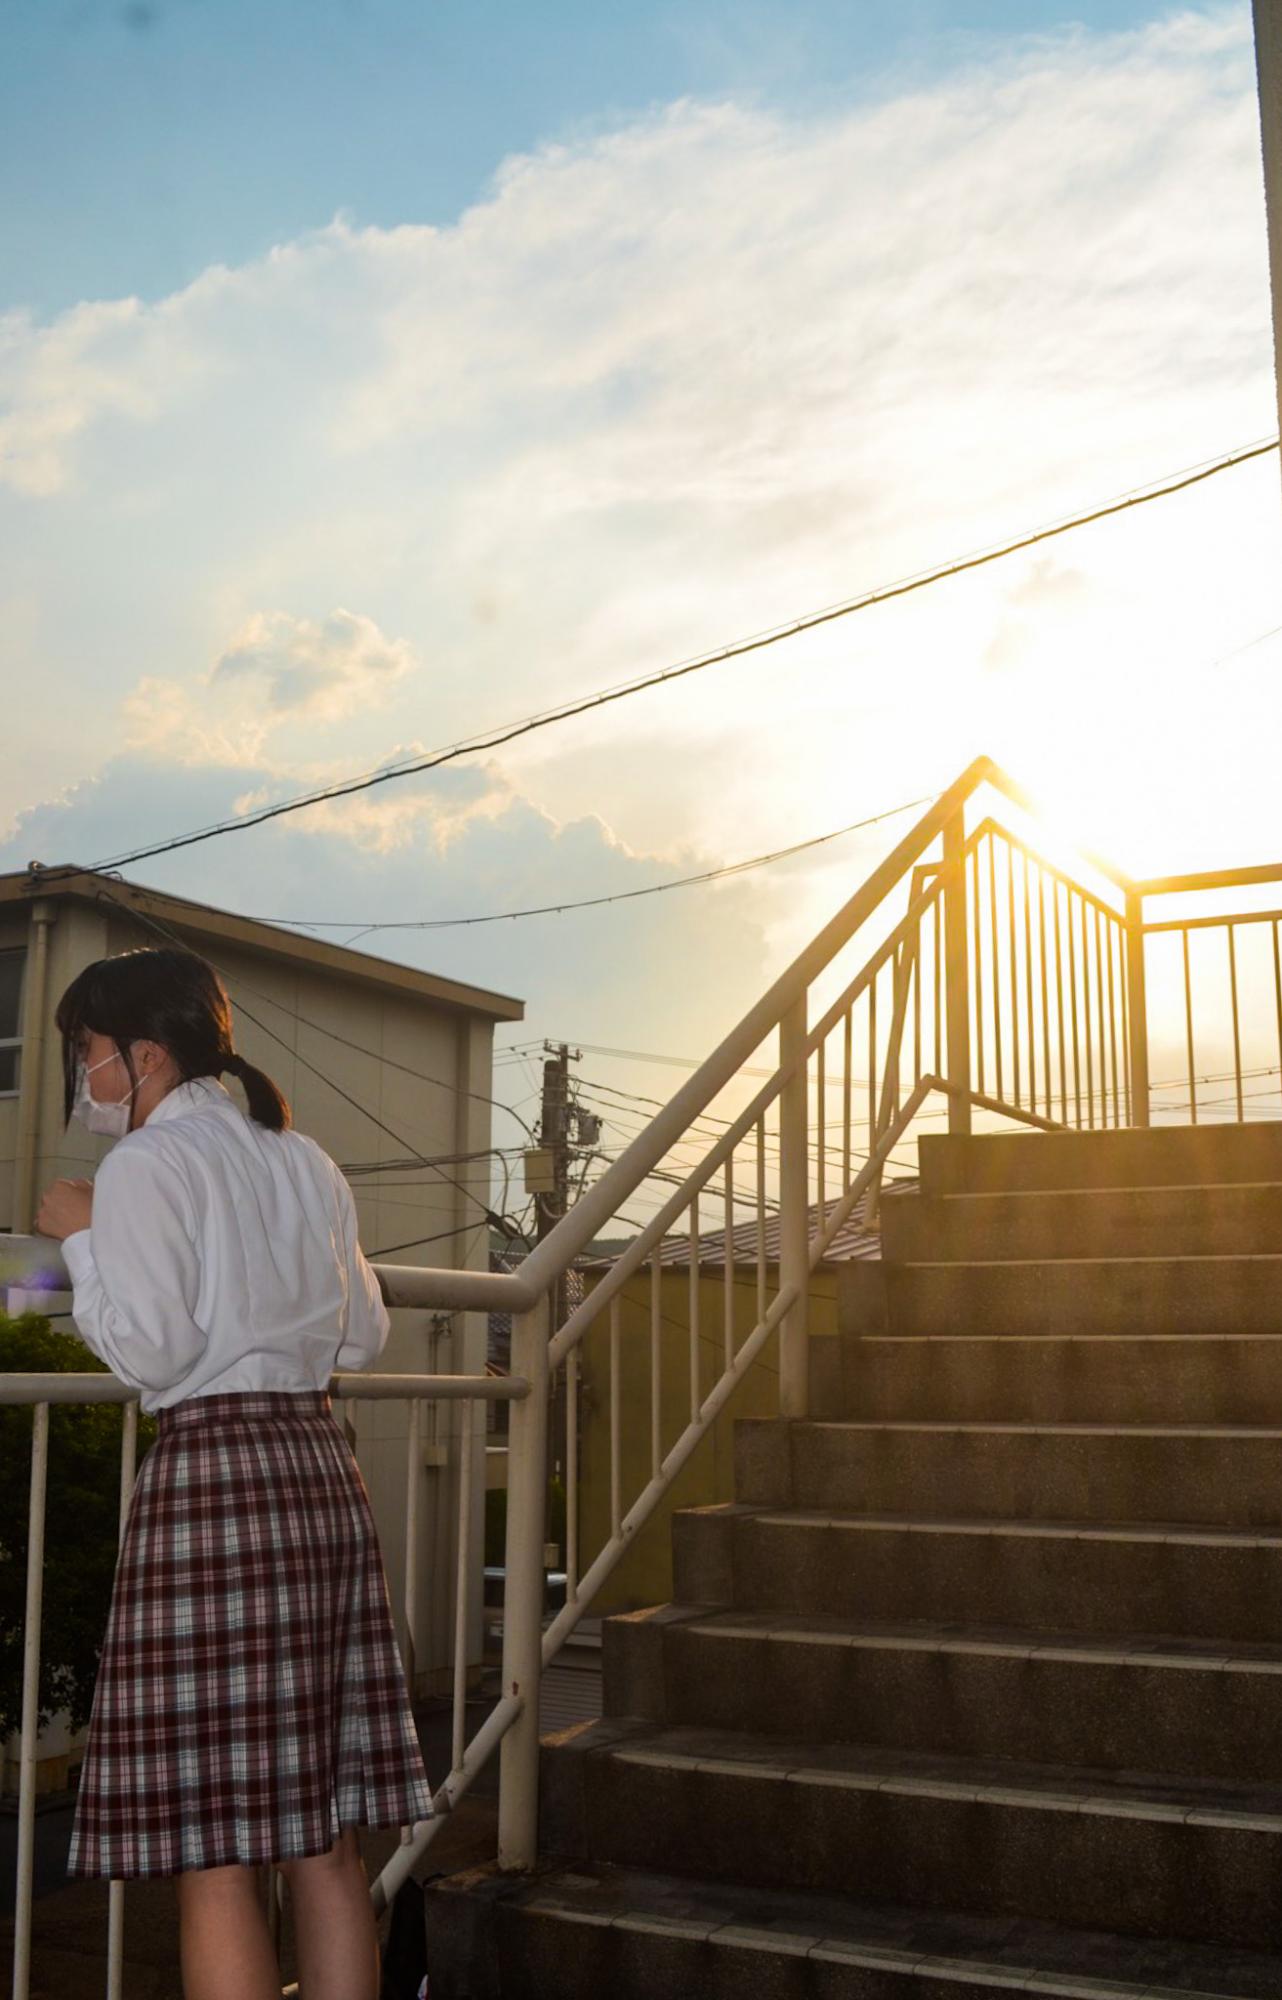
534, 1044, 574, 1252
1255, 0, 1282, 490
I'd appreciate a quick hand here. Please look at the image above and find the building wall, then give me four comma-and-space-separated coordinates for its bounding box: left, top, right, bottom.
575, 1268, 839, 1618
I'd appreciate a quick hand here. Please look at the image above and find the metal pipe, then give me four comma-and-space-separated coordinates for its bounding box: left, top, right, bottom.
13, 902, 56, 1236
1124, 889, 1148, 1127
497, 1298, 550, 1871
565, 1350, 578, 1608
943, 810, 971, 1133
610, 1298, 622, 1535
402, 1399, 422, 1704
777, 996, 810, 1418
106, 1398, 137, 2000
1228, 923, 1244, 1122
650, 1250, 662, 1483
12, 1403, 49, 2000
1183, 929, 1198, 1125
451, 1411, 474, 1774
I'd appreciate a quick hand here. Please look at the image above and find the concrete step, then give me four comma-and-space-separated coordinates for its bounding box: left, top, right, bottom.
832, 1335, 1282, 1425
538, 1718, 1282, 1948
423, 1859, 1282, 1999
602, 1606, 1282, 1785
672, 1503, 1282, 1644
734, 1417, 1282, 1527
919, 1124, 1282, 1198
879, 1183, 1282, 1263
841, 1255, 1282, 1339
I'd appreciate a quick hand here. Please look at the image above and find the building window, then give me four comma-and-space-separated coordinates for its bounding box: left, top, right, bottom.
0, 951, 25, 1095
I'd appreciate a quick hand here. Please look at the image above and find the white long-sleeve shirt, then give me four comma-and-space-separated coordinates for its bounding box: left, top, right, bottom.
61, 1074, 391, 1412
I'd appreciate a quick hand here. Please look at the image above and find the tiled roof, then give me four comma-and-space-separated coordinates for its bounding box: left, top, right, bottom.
581, 1177, 917, 1273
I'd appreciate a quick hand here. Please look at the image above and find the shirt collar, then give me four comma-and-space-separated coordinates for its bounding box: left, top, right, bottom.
143, 1075, 233, 1128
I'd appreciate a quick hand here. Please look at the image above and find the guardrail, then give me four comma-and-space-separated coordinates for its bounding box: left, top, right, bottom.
3, 1368, 527, 2000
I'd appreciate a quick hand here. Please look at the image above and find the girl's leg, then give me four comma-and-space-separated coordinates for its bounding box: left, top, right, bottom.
278, 1826, 380, 2000
175, 1860, 282, 2000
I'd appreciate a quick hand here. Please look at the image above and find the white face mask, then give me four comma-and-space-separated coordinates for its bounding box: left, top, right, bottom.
72, 1049, 146, 1139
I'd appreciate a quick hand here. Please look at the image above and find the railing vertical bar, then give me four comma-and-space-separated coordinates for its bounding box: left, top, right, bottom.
688, 1196, 700, 1424
756, 1118, 768, 1326
1183, 928, 1198, 1125
650, 1248, 663, 1482
1105, 912, 1120, 1129
1037, 865, 1051, 1122
12, 1401, 49, 2000
1007, 838, 1021, 1108
933, 892, 943, 1079
451, 1407, 475, 1774
988, 832, 1004, 1104
842, 1011, 853, 1194
913, 927, 922, 1083
816, 1039, 826, 1227
106, 1399, 138, 2000
723, 1159, 735, 1369
1066, 888, 1082, 1127
403, 1398, 422, 1701
867, 979, 877, 1147
1118, 917, 1133, 1125
1080, 894, 1095, 1129
1091, 906, 1106, 1128
1021, 849, 1035, 1115
1273, 921, 1282, 1102
972, 846, 986, 1096
1228, 923, 1244, 1122
565, 1353, 579, 1608
1054, 880, 1068, 1124
610, 1295, 622, 1534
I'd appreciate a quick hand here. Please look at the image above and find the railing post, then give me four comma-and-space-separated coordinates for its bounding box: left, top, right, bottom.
1125, 889, 1151, 1127
778, 993, 810, 1419
497, 1295, 550, 1870
12, 1402, 49, 2000
943, 808, 972, 1134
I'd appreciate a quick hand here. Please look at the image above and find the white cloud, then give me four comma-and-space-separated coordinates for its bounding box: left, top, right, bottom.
1, 3, 1278, 1030
210, 607, 415, 717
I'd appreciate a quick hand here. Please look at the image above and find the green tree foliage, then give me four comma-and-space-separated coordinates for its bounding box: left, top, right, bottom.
0, 1311, 156, 1742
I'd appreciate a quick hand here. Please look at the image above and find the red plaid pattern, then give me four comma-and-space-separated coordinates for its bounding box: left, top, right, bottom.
66, 1389, 435, 1878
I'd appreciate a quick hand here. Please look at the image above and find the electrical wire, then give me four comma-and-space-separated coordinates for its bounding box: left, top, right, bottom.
50, 433, 1278, 880
253, 796, 933, 935
87, 883, 530, 1246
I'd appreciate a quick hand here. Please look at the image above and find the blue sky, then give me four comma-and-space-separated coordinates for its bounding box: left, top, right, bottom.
5, 0, 1174, 313
1, 1, 1278, 1143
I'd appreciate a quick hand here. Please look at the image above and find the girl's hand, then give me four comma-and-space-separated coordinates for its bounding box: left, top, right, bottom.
36, 1178, 94, 1242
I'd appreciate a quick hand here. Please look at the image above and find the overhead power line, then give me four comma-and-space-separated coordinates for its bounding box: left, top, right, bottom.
55, 433, 1278, 880
253, 795, 934, 935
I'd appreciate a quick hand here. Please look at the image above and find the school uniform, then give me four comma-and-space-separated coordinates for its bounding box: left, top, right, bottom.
59, 1074, 435, 1879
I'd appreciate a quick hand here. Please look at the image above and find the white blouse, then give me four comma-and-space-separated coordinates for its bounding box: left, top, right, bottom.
62, 1075, 391, 1412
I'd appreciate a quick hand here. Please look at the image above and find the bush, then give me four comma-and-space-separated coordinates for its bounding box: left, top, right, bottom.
0, 1311, 156, 1742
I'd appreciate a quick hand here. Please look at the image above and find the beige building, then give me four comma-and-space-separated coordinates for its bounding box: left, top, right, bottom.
1, 862, 523, 1785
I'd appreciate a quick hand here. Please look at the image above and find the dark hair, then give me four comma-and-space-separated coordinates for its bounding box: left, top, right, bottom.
55, 946, 292, 1133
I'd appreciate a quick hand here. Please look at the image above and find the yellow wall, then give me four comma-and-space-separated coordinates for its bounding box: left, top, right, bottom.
574, 1267, 838, 1617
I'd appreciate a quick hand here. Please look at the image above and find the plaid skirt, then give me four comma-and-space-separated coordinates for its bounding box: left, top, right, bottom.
66, 1389, 435, 1879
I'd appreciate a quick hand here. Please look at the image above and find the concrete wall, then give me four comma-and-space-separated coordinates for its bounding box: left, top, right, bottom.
574, 1267, 839, 1618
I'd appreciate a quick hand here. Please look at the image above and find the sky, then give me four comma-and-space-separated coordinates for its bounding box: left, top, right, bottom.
2, 0, 1280, 1191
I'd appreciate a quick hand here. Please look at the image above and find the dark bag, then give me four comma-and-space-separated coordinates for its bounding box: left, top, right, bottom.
379, 1875, 429, 2000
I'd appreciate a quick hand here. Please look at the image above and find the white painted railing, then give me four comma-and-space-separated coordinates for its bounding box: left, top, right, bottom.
8, 755, 1282, 1996
3, 1368, 527, 2000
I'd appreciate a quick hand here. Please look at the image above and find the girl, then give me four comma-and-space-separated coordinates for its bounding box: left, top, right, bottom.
35, 945, 434, 2000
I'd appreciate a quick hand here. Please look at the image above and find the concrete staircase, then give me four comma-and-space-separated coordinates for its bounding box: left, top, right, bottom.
425, 1121, 1282, 1997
